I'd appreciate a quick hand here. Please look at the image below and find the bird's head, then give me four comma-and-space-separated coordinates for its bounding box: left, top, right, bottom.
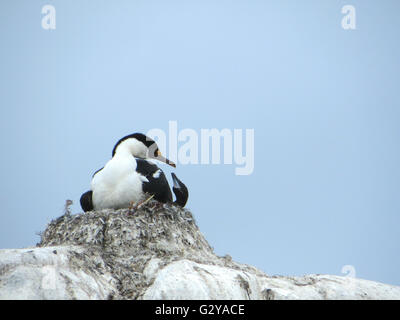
112, 133, 176, 167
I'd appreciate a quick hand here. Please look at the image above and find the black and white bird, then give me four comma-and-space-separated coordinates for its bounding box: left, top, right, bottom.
80, 133, 188, 212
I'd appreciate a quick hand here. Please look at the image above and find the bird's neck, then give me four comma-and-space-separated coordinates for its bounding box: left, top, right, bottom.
113, 148, 132, 158
111, 150, 138, 171
113, 139, 146, 159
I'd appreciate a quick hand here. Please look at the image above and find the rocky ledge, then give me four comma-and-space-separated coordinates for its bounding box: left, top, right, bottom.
0, 202, 399, 300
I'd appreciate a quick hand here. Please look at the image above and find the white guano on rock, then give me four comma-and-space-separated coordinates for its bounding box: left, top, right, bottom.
0, 201, 399, 300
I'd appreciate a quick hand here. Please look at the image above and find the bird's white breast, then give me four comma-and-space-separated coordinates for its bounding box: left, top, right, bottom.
91, 156, 145, 210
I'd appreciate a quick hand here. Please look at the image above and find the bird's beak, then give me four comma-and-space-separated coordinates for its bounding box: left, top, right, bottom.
156, 150, 176, 168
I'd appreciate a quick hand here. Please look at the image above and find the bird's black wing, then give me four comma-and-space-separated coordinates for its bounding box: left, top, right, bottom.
135, 159, 173, 203
171, 173, 189, 207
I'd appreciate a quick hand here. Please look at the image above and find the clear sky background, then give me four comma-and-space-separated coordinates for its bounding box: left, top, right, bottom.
1, 1, 399, 286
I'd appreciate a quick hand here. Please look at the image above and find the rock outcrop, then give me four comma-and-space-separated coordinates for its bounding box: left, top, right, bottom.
1, 202, 399, 300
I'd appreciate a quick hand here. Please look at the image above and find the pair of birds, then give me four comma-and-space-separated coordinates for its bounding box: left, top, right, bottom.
80, 133, 188, 212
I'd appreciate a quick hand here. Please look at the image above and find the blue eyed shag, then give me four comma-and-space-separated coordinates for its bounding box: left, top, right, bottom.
80, 133, 189, 212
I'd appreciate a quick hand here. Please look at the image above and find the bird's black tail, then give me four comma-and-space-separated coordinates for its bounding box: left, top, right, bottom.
171, 173, 189, 207
80, 190, 93, 212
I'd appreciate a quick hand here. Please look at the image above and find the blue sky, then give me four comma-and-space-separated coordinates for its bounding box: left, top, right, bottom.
1, 0, 399, 286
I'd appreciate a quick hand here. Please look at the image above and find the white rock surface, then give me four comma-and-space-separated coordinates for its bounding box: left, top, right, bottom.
0, 246, 115, 300
141, 259, 400, 300
1, 203, 399, 300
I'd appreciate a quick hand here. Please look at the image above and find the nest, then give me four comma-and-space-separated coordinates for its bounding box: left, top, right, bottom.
39, 200, 208, 251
